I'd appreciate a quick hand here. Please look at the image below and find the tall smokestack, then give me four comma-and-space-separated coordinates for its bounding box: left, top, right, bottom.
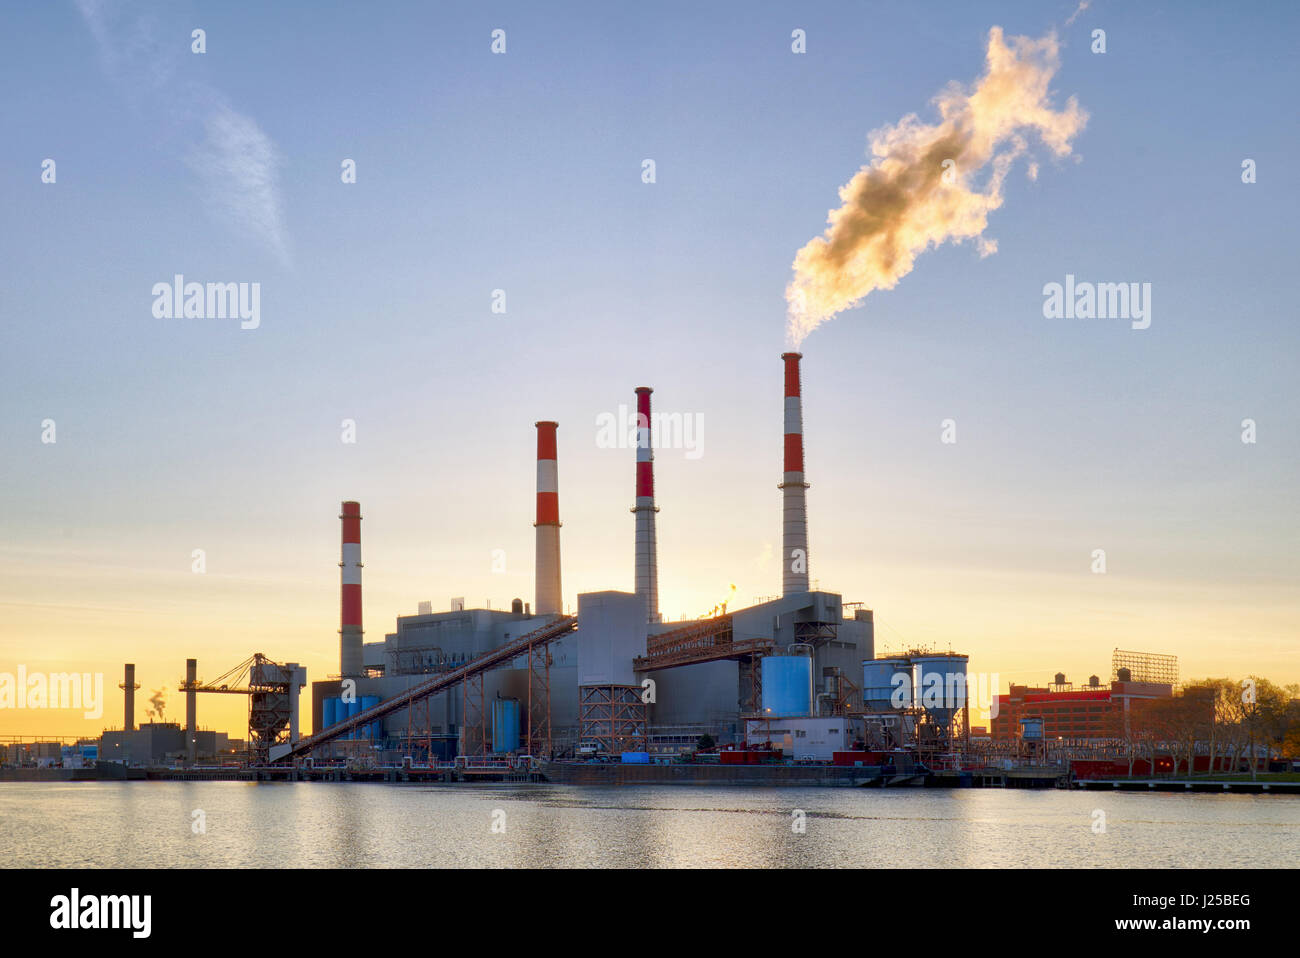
185, 658, 197, 764
632, 387, 659, 623
780, 352, 810, 595
121, 663, 137, 732
340, 501, 363, 677
534, 421, 562, 616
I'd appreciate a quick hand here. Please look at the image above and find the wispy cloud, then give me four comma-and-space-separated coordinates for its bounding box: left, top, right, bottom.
75, 0, 291, 266
1065, 1, 1092, 27
187, 102, 290, 264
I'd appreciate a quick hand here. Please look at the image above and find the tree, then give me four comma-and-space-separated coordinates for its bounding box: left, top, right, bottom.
697, 734, 715, 752
1179, 681, 1221, 776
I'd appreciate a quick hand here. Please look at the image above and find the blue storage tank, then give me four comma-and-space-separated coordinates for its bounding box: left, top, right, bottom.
761, 654, 814, 717
492, 698, 520, 753
345, 697, 361, 739
323, 697, 339, 729
361, 695, 381, 742
621, 751, 650, 764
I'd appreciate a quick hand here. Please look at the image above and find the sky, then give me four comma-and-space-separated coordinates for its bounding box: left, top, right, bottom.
2, 1, 1297, 739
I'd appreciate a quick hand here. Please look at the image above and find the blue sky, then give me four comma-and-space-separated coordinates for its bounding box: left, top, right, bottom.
2, 1, 1297, 735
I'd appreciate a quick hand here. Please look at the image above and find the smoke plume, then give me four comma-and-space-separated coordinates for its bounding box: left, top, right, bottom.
785, 27, 1087, 346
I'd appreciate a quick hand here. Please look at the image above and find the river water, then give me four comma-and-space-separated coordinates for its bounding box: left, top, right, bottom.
3, 782, 1296, 868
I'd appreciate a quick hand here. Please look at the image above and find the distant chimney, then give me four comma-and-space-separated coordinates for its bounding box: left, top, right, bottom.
632, 386, 660, 623
121, 663, 137, 732
339, 501, 364, 677
780, 352, 810, 595
534, 421, 563, 615
185, 658, 197, 764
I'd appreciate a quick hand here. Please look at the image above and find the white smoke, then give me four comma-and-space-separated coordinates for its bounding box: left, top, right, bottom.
785, 27, 1087, 346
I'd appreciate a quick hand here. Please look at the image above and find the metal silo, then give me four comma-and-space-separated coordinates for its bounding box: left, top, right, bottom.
862, 658, 914, 711
912, 654, 968, 726
492, 698, 520, 753
345, 697, 361, 740
361, 695, 380, 741
761, 647, 814, 717
1019, 716, 1044, 741
323, 696, 339, 730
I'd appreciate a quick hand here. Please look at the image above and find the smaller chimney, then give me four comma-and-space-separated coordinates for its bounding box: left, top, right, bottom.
120, 663, 138, 732
632, 386, 660, 623
185, 658, 197, 764
534, 421, 563, 615
339, 501, 363, 677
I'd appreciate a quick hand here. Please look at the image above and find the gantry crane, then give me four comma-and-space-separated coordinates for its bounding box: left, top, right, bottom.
179, 653, 304, 764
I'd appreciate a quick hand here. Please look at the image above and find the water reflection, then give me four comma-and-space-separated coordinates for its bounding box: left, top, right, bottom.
2, 782, 1295, 868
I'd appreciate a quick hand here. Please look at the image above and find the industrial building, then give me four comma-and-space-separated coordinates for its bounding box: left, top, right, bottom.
288, 353, 939, 765
67, 352, 974, 770
991, 652, 1177, 743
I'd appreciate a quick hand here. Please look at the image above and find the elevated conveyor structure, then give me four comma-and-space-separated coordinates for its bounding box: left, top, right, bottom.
277, 615, 577, 762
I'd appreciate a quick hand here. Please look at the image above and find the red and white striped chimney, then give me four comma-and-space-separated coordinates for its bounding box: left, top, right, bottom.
632, 386, 659, 623
534, 422, 563, 616
780, 352, 810, 595
339, 500, 364, 677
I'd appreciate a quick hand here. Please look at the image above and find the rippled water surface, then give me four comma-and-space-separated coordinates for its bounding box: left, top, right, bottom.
3, 782, 1297, 868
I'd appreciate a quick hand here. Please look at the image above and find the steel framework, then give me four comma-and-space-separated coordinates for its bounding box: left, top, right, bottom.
281, 615, 577, 761
527, 641, 552, 758
179, 653, 296, 764
578, 685, 647, 754
461, 672, 488, 759
1111, 648, 1178, 686
645, 613, 734, 655
793, 620, 838, 646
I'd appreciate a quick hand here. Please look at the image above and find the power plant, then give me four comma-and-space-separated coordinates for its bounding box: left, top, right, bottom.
32, 352, 978, 779
272, 350, 973, 774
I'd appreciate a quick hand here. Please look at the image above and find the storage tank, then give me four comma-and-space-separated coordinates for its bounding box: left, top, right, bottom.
361, 695, 380, 742
862, 658, 914, 711
761, 652, 813, 717
492, 698, 520, 753
1019, 716, 1044, 741
345, 697, 361, 740
323, 697, 339, 730
912, 654, 969, 725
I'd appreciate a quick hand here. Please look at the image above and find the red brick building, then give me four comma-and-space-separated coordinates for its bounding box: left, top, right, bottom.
992, 675, 1173, 742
